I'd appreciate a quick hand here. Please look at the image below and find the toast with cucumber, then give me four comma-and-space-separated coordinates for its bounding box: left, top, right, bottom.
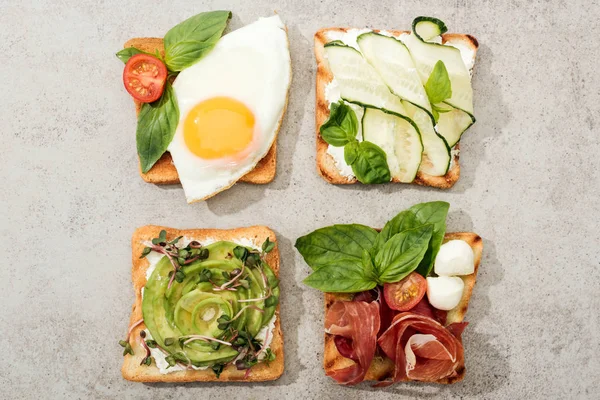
314, 17, 478, 188
121, 225, 283, 382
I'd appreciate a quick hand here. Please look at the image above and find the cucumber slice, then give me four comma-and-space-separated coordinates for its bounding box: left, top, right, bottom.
403, 32, 473, 115
412, 16, 448, 42
435, 106, 475, 147
324, 42, 407, 117
403, 102, 450, 176
362, 108, 422, 183
357, 32, 431, 114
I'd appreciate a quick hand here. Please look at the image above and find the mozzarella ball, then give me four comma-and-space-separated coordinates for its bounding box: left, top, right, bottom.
426, 276, 464, 311
434, 240, 475, 276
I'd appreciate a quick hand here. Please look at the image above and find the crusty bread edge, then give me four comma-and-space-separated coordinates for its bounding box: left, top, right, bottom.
323, 232, 483, 384
314, 28, 479, 188
121, 225, 284, 382
123, 31, 293, 191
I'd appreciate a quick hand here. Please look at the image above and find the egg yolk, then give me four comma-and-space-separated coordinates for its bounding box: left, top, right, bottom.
183, 97, 255, 159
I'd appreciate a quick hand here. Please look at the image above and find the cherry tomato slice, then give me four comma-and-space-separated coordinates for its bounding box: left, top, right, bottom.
383, 272, 427, 311
123, 54, 167, 103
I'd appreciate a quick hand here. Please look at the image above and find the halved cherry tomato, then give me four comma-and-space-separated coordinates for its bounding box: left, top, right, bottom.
123, 54, 167, 103
383, 272, 427, 311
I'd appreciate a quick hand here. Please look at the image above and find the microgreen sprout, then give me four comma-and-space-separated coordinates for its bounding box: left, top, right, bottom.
139, 330, 153, 366
211, 364, 224, 378
140, 231, 210, 289
182, 335, 232, 347
118, 318, 144, 356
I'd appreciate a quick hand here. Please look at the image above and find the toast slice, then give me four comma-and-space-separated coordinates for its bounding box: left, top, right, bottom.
314, 28, 479, 188
123, 38, 278, 185
122, 225, 284, 382
323, 232, 483, 384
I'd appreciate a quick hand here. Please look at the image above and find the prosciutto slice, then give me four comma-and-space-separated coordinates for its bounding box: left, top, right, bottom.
377, 313, 464, 384
325, 300, 381, 385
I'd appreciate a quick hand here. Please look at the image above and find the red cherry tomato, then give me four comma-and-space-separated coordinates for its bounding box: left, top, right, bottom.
383, 272, 427, 311
122, 54, 167, 103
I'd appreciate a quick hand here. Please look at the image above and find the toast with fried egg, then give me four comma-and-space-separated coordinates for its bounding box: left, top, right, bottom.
122, 225, 284, 382
322, 232, 483, 384
123, 37, 286, 186
314, 28, 478, 188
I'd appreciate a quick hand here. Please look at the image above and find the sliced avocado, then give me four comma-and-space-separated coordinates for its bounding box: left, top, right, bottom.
142, 241, 279, 367
245, 268, 266, 336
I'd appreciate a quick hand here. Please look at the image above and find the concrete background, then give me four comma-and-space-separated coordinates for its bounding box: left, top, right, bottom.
1, 0, 599, 398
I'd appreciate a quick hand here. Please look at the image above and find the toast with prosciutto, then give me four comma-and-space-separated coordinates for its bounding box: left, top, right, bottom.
295, 202, 483, 386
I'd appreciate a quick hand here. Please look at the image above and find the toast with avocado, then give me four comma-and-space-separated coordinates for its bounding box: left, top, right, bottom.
121, 225, 283, 382
314, 17, 478, 188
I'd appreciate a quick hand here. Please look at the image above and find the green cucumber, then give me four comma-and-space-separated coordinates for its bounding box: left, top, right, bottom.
323, 42, 407, 117
403, 24, 473, 115
412, 16, 448, 42
362, 108, 422, 183
403, 102, 451, 176
357, 32, 431, 114
355, 33, 450, 176
435, 106, 475, 147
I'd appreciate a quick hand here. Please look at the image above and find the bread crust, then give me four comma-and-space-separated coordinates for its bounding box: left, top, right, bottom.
314, 28, 479, 188
322, 232, 483, 384
121, 225, 284, 382
123, 37, 290, 187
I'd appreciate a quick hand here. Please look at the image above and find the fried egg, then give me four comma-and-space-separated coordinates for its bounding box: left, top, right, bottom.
168, 15, 291, 202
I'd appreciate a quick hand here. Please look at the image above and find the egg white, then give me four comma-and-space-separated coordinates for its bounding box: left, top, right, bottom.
168, 15, 291, 203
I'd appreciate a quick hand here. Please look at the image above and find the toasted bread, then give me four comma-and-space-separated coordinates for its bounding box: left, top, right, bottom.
314, 28, 479, 188
122, 225, 284, 382
323, 232, 483, 384
122, 37, 284, 186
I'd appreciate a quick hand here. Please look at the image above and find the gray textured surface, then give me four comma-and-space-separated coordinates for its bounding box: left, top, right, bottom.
1, 0, 599, 398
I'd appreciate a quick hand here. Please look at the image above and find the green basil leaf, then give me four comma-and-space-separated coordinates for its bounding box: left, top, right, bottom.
351, 141, 391, 184
344, 140, 359, 165
425, 60, 452, 105
295, 224, 378, 270
361, 249, 376, 279
136, 82, 179, 173
431, 107, 439, 123
375, 224, 433, 283
116, 47, 152, 63
371, 210, 420, 258
409, 201, 450, 276
303, 259, 377, 293
320, 100, 358, 146
163, 10, 231, 71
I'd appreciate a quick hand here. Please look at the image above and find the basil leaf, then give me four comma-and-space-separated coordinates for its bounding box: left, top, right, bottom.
163, 10, 231, 71
361, 249, 376, 278
295, 224, 378, 270
344, 140, 359, 165
320, 100, 358, 146
351, 141, 391, 184
303, 259, 377, 293
371, 210, 420, 258
425, 60, 452, 105
409, 201, 450, 276
136, 82, 179, 173
116, 47, 152, 63
375, 224, 433, 283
